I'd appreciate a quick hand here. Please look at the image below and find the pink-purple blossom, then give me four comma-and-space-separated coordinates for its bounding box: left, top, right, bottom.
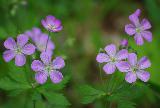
31, 52, 65, 84
125, 9, 152, 45
41, 15, 63, 32
117, 53, 151, 83
25, 27, 55, 54
120, 39, 128, 47
3, 34, 35, 66
96, 44, 128, 74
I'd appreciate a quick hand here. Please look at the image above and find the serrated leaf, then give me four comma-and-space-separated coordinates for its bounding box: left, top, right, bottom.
79, 85, 106, 104
0, 77, 31, 90
42, 91, 70, 106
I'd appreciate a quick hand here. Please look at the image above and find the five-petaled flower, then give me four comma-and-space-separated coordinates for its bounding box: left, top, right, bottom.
117, 53, 151, 83
41, 15, 63, 32
3, 34, 35, 66
96, 44, 128, 74
25, 27, 55, 54
31, 52, 65, 84
125, 9, 152, 45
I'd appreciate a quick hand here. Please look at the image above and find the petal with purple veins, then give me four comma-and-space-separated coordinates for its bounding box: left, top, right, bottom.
17, 34, 29, 47
128, 53, 137, 66
31, 60, 44, 72
134, 33, 144, 45
141, 18, 151, 30
50, 70, 63, 84
138, 56, 151, 69
125, 24, 136, 35
40, 52, 52, 65
35, 72, 48, 84
3, 50, 15, 62
116, 61, 130, 72
103, 63, 116, 74
15, 54, 26, 66
96, 53, 110, 63
141, 31, 152, 42
52, 57, 65, 69
125, 72, 137, 83
136, 70, 150, 82
104, 44, 116, 57
4, 37, 16, 50
116, 49, 128, 60
22, 44, 35, 55
129, 9, 141, 26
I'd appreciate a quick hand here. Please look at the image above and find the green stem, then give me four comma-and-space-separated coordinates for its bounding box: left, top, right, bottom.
45, 31, 51, 52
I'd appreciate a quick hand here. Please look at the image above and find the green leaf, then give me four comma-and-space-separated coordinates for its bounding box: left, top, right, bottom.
79, 85, 106, 104
7, 63, 28, 84
0, 77, 31, 91
42, 91, 70, 106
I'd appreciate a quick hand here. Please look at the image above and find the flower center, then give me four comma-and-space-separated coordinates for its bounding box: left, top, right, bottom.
44, 64, 54, 73
110, 57, 117, 63
136, 27, 141, 33
131, 66, 138, 73
14, 46, 22, 54
47, 24, 56, 30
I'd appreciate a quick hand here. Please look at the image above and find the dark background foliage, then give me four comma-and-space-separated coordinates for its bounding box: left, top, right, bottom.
0, 0, 160, 108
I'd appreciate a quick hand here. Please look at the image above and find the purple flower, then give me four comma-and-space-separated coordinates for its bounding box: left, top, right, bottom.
25, 27, 55, 54
31, 52, 65, 84
125, 9, 152, 45
3, 34, 36, 66
117, 53, 151, 83
41, 15, 63, 32
96, 44, 128, 74
120, 39, 128, 47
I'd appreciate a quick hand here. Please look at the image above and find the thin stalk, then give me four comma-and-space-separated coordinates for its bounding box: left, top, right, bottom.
45, 31, 51, 52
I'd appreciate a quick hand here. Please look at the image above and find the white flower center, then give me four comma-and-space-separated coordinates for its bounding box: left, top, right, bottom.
44, 64, 54, 73
47, 24, 56, 30
14, 46, 22, 54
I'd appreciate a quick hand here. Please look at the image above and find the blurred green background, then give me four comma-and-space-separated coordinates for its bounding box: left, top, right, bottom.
0, 0, 160, 108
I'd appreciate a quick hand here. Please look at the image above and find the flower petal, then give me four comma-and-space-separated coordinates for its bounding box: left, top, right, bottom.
54, 19, 61, 28
41, 19, 48, 29
15, 54, 26, 66
128, 53, 137, 66
103, 63, 116, 74
4, 37, 16, 50
141, 18, 151, 30
96, 53, 110, 63
40, 52, 52, 64
116, 61, 130, 72
22, 44, 35, 55
136, 70, 150, 82
104, 44, 116, 57
125, 24, 136, 35
138, 56, 151, 69
52, 57, 65, 69
17, 34, 28, 47
116, 49, 128, 60
31, 60, 44, 72
125, 72, 137, 83
129, 9, 141, 26
52, 26, 63, 32
141, 31, 152, 42
134, 33, 144, 45
35, 72, 48, 84
3, 50, 15, 62
50, 70, 63, 84
46, 15, 56, 25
